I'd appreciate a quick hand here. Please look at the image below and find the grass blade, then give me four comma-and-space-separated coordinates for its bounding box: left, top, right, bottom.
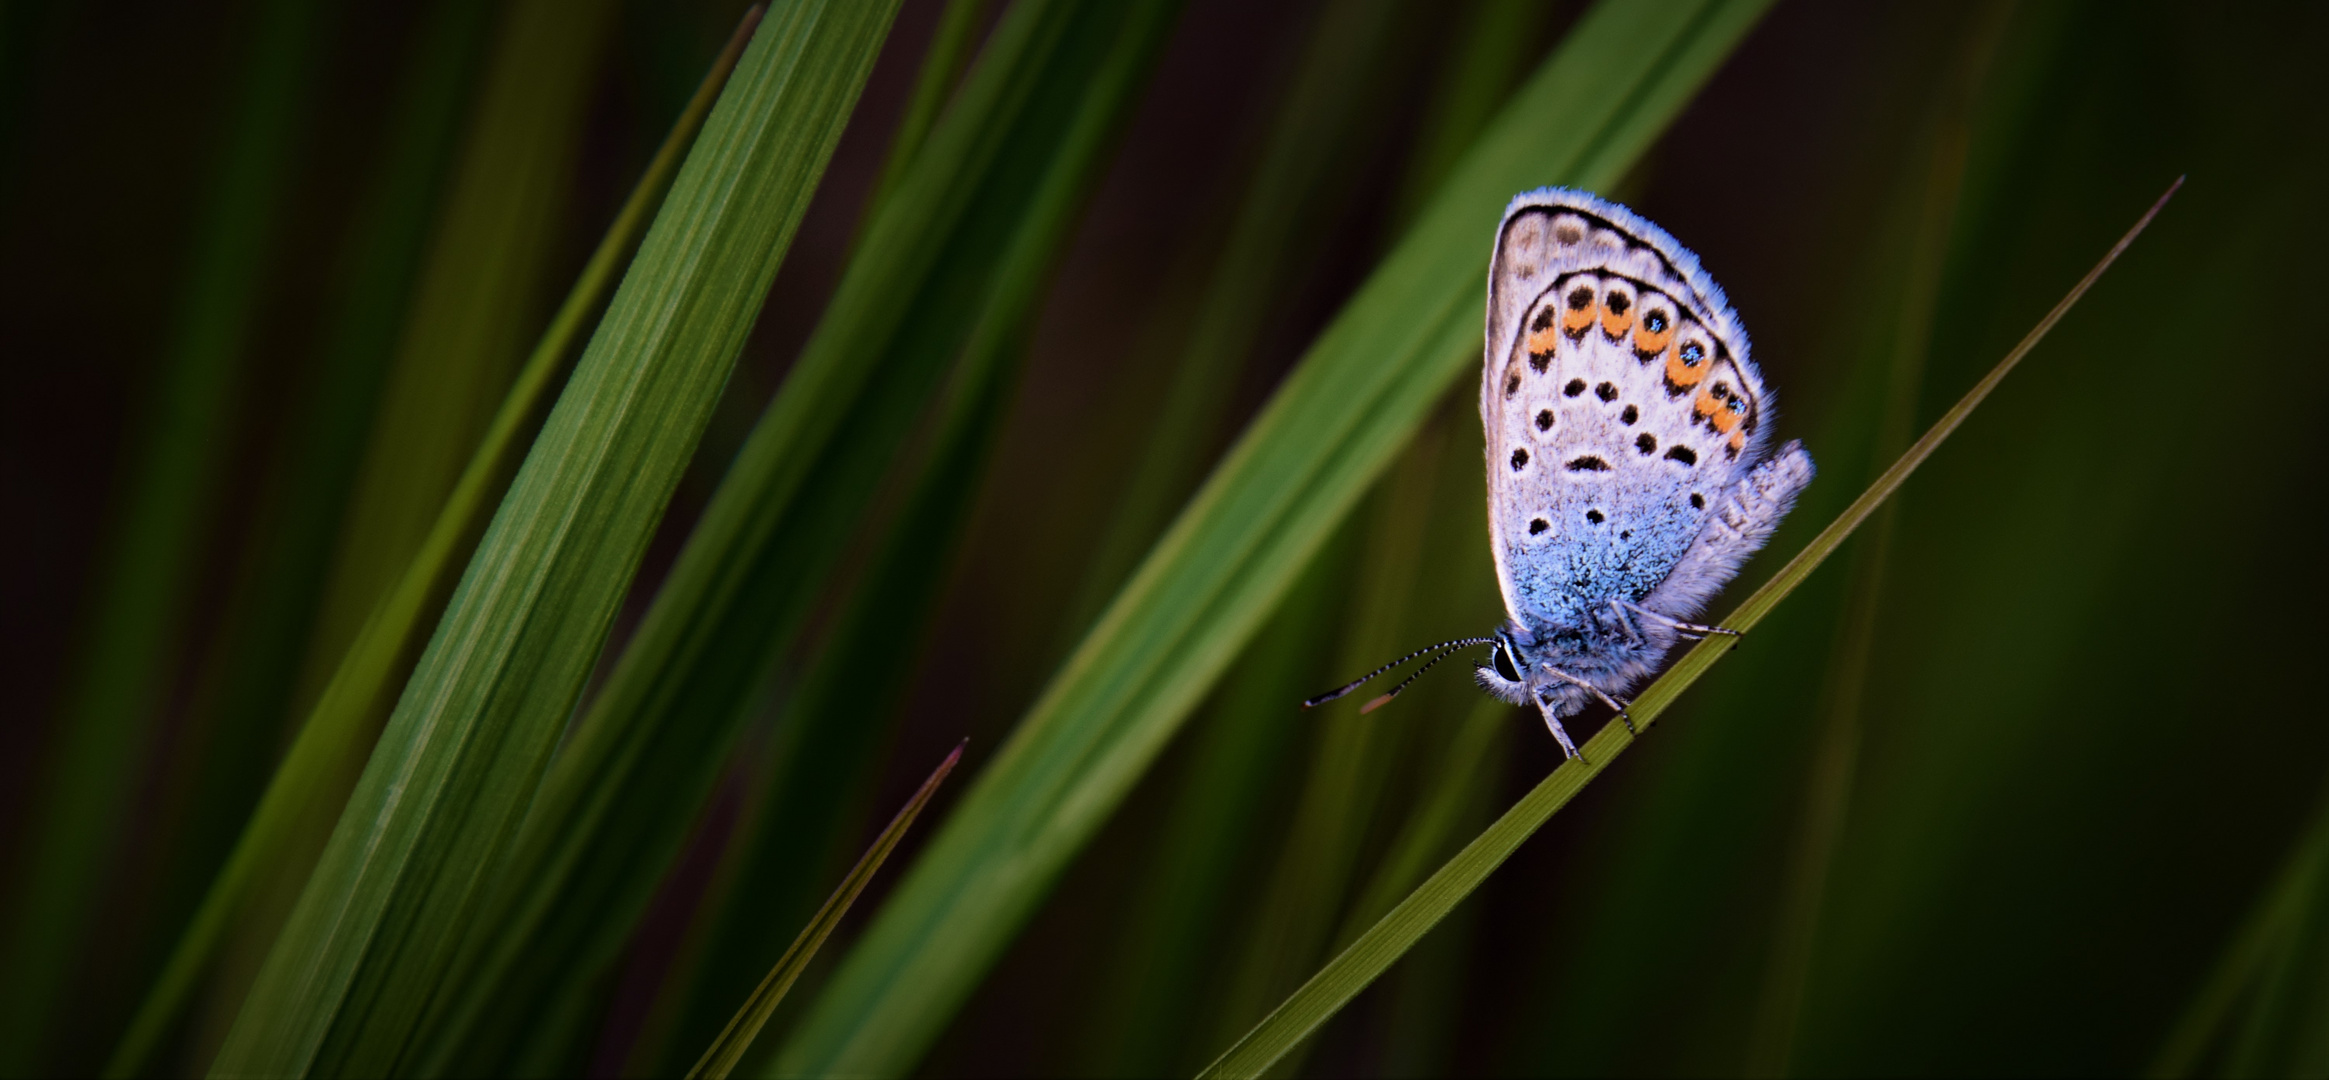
0, 0, 323, 1069
206, 3, 895, 1072
774, 1, 1780, 1073
1194, 179, 2182, 1080
289, 0, 621, 724
860, 0, 990, 232
411, 3, 1181, 1072
102, 17, 756, 1076
685, 744, 964, 1080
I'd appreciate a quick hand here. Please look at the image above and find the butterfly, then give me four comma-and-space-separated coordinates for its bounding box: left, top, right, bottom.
1307, 188, 1815, 759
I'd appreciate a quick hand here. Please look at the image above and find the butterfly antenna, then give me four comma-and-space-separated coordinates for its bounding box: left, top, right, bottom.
1302, 637, 1494, 709
1358, 643, 1475, 713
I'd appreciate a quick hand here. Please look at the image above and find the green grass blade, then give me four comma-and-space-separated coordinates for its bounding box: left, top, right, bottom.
404, 4, 1179, 1073
641, 20, 1162, 1052
101, 18, 755, 1076
204, 3, 893, 1072
860, 0, 989, 230
685, 744, 963, 1080
0, 0, 323, 1069
287, 0, 620, 723
1193, 180, 2181, 1080
773, 1, 1779, 1073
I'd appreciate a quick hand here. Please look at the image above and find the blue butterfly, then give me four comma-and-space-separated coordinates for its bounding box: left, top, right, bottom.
1307, 189, 1814, 759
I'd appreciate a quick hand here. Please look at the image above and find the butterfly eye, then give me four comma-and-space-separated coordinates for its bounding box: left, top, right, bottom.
1492, 639, 1523, 681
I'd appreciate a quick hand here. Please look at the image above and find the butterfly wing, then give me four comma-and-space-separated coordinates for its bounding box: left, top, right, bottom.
1480, 188, 1775, 635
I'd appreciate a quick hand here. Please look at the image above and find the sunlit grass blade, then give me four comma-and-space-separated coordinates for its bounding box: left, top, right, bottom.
684, 744, 963, 1080
407, 3, 1181, 1073
775, 1, 1780, 1073
641, 76, 1128, 1063
1194, 179, 2182, 1080
100, 18, 757, 1076
206, 3, 894, 1072
0, 0, 323, 1070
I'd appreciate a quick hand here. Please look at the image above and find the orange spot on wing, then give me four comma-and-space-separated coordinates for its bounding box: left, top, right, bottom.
1526, 325, 1561, 358
1727, 427, 1747, 455
1599, 289, 1634, 339
1561, 281, 1597, 334
1694, 386, 1723, 418
1666, 347, 1707, 388
1633, 315, 1674, 355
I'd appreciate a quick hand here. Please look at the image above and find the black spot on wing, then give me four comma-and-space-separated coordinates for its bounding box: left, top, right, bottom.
1566, 456, 1609, 472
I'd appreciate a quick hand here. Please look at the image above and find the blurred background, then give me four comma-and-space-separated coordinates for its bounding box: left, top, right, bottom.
3, 0, 2325, 1075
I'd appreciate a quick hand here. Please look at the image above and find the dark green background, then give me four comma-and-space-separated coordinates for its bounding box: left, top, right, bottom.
2, 0, 2320, 1074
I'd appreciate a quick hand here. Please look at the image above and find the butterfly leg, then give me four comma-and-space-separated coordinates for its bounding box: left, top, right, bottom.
1531, 688, 1584, 761
1604, 600, 1649, 646
1618, 600, 1739, 641
1542, 663, 1635, 735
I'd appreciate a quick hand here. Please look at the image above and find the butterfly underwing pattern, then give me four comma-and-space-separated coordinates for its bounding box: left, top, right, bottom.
1304, 189, 1815, 758
1469, 187, 1815, 756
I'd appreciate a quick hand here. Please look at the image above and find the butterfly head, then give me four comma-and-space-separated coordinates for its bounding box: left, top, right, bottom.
1473, 628, 1531, 706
